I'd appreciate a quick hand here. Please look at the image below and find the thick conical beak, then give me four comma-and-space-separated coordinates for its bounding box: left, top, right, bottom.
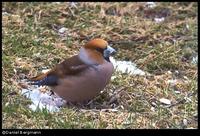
103, 45, 116, 58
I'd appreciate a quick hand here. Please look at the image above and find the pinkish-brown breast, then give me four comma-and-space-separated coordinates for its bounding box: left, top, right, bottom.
51, 60, 114, 102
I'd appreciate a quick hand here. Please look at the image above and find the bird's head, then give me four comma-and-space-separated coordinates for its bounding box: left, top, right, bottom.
79, 39, 116, 65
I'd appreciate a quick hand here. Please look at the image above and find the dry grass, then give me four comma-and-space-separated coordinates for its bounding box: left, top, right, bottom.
2, 2, 198, 129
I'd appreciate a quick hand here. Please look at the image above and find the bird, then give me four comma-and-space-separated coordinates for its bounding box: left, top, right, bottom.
30, 38, 116, 102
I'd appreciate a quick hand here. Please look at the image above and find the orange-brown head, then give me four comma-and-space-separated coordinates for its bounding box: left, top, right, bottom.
79, 39, 116, 65
84, 38, 108, 49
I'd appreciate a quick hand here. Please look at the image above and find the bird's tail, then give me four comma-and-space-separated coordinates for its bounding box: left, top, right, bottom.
29, 73, 58, 86
30, 70, 52, 81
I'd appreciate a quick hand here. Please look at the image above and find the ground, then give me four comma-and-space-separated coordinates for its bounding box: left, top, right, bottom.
2, 2, 198, 129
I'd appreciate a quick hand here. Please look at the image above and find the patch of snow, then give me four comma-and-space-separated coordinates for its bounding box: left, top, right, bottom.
151, 102, 157, 107
151, 107, 155, 111
110, 57, 146, 76
167, 79, 177, 85
186, 24, 189, 30
186, 127, 195, 129
174, 91, 181, 94
174, 70, 179, 74
58, 27, 68, 34
5, 102, 9, 107
183, 76, 189, 80
183, 119, 188, 126
191, 56, 198, 64
69, 2, 77, 8
111, 76, 117, 80
159, 98, 171, 105
167, 71, 172, 74
154, 17, 165, 23
21, 88, 66, 112
33, 53, 40, 57
146, 2, 157, 8
2, 12, 9, 15
101, 109, 118, 112
184, 96, 192, 102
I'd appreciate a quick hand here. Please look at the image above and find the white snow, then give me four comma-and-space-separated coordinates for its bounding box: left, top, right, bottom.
21, 87, 66, 112
159, 98, 171, 105
146, 2, 157, 8
110, 57, 146, 76
191, 56, 198, 64
154, 17, 165, 23
69, 2, 77, 8
167, 79, 177, 85
58, 27, 68, 34
2, 12, 9, 15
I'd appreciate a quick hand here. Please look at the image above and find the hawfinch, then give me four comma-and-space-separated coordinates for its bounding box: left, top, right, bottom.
30, 39, 116, 102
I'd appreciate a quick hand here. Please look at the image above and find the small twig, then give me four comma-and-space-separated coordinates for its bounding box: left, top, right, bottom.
107, 87, 127, 105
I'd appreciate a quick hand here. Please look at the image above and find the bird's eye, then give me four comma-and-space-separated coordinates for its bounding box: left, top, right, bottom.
95, 47, 104, 54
